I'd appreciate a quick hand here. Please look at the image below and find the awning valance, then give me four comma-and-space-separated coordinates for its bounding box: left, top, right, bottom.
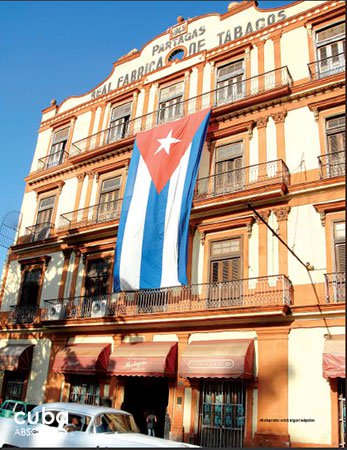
0, 344, 34, 371
180, 339, 254, 379
323, 335, 345, 379
108, 342, 177, 377
53, 344, 111, 374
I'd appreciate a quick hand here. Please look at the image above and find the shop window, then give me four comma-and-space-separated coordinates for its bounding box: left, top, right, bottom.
208, 238, 242, 308
47, 127, 69, 169
216, 60, 245, 105
108, 103, 131, 143
2, 373, 27, 401
199, 379, 245, 448
34, 195, 55, 240
315, 22, 345, 77
214, 142, 243, 194
325, 115, 345, 177
338, 378, 346, 447
69, 377, 100, 406
96, 177, 121, 222
158, 82, 184, 124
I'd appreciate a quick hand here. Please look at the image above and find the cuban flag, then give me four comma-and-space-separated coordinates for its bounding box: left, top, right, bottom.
114, 108, 211, 292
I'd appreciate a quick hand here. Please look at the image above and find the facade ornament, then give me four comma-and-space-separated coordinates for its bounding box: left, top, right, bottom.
188, 224, 196, 237
247, 222, 253, 238
254, 209, 271, 223
87, 170, 95, 180
313, 109, 319, 122
247, 123, 254, 140
210, 61, 215, 72
319, 212, 326, 227
273, 206, 291, 222
62, 248, 73, 259
272, 110, 287, 124
200, 231, 206, 246
50, 99, 57, 106
206, 139, 213, 152
77, 173, 85, 183
306, 24, 312, 36
256, 116, 268, 129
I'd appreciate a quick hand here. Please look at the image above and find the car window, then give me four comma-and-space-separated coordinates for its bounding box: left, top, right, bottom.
35, 410, 63, 428
14, 403, 26, 413
3, 401, 16, 411
27, 404, 37, 413
64, 413, 90, 432
92, 413, 139, 434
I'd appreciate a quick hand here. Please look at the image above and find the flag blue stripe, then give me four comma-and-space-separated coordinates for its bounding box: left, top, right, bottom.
113, 144, 141, 292
178, 112, 211, 284
139, 181, 170, 289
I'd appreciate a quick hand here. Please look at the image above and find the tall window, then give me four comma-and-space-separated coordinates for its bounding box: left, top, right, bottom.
84, 258, 111, 297
216, 60, 245, 105
215, 142, 243, 194
208, 238, 242, 308
47, 127, 69, 168
19, 268, 42, 308
34, 195, 55, 240
97, 177, 121, 222
326, 115, 345, 177
315, 22, 345, 77
108, 103, 131, 143
334, 222, 345, 273
158, 82, 184, 124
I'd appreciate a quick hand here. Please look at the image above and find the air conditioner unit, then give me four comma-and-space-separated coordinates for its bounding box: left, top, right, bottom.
47, 303, 63, 320
91, 299, 108, 318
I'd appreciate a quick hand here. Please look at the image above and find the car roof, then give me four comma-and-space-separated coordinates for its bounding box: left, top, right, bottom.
2, 400, 35, 405
38, 402, 131, 416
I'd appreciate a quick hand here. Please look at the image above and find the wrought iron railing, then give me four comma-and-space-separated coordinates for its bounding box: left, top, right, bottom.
59, 199, 122, 230
69, 391, 100, 406
194, 159, 289, 200
8, 305, 39, 324
37, 150, 69, 171
42, 274, 292, 321
325, 272, 345, 303
70, 66, 292, 157
17, 222, 54, 244
318, 151, 345, 179
308, 53, 345, 80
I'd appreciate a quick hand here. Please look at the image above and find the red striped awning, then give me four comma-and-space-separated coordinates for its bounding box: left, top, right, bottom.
180, 339, 254, 379
0, 344, 34, 371
323, 335, 345, 379
53, 344, 111, 374
108, 342, 177, 377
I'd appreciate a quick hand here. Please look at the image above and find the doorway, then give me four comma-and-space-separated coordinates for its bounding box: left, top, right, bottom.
121, 377, 169, 437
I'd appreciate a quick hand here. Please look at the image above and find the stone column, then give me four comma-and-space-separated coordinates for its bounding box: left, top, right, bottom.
254, 209, 271, 277
273, 207, 290, 276
272, 110, 287, 163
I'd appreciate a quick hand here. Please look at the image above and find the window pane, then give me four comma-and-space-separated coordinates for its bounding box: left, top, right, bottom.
39, 196, 55, 211
101, 177, 121, 192
111, 103, 132, 121
216, 142, 243, 162
316, 23, 345, 43
217, 60, 244, 79
334, 222, 345, 240
160, 82, 183, 101
52, 127, 69, 144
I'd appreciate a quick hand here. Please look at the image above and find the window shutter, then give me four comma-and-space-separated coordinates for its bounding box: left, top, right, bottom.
231, 258, 241, 281
211, 261, 219, 282
335, 243, 345, 273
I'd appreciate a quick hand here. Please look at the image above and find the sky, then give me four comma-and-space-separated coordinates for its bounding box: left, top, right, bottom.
0, 0, 295, 269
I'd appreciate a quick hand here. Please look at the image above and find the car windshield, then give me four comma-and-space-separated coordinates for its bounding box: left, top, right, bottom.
92, 413, 140, 434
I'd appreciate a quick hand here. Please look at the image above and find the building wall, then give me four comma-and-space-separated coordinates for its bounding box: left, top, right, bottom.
1, 260, 21, 311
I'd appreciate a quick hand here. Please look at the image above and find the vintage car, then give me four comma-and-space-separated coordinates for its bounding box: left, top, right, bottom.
0, 400, 37, 419
0, 402, 198, 447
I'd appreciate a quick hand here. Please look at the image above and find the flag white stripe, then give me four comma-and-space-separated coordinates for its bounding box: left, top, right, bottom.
119, 156, 152, 291
160, 143, 192, 287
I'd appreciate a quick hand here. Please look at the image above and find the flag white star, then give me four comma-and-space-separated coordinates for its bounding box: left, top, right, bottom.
155, 130, 181, 155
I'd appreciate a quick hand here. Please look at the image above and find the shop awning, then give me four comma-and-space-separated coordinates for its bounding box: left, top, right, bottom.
53, 344, 111, 374
323, 335, 345, 379
108, 342, 177, 377
0, 344, 34, 371
180, 339, 254, 378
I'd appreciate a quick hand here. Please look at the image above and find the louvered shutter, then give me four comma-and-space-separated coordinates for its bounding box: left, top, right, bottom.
335, 243, 345, 273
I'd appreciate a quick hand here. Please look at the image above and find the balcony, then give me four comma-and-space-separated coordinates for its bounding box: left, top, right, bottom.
194, 159, 289, 201
325, 272, 345, 303
70, 66, 292, 158
37, 150, 68, 171
318, 151, 345, 179
41, 274, 292, 322
8, 305, 39, 324
17, 222, 54, 244
308, 53, 345, 80
59, 199, 122, 230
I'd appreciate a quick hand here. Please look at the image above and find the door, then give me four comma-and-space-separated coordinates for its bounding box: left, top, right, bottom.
199, 379, 246, 448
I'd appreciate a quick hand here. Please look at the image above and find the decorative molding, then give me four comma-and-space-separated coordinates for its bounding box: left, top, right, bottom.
313, 200, 345, 227
272, 110, 287, 124
254, 209, 271, 223
246, 222, 253, 238
77, 173, 86, 183
200, 231, 206, 246
34, 180, 65, 196
256, 116, 268, 129
19, 255, 51, 270
62, 248, 73, 259
273, 206, 291, 222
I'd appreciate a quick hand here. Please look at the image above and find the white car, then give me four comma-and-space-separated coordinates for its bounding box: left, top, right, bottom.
0, 402, 198, 448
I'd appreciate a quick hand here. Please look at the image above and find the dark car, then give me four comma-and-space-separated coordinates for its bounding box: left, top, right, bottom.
0, 400, 37, 419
